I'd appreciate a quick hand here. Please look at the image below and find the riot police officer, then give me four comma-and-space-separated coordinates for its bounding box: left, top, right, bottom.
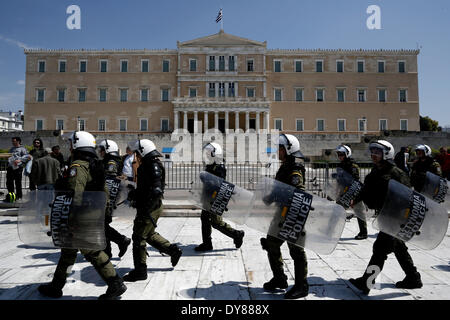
194, 142, 245, 252
123, 139, 182, 282
97, 139, 131, 259
335, 144, 368, 240
260, 134, 309, 299
38, 131, 127, 300
410, 144, 442, 192
349, 140, 422, 294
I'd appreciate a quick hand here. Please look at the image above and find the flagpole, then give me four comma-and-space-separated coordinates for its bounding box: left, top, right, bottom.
221, 8, 223, 31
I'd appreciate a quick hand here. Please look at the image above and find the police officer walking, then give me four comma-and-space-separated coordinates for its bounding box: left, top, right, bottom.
97, 139, 131, 259
123, 139, 182, 282
194, 142, 245, 252
260, 134, 309, 299
335, 144, 368, 240
410, 144, 442, 192
349, 140, 422, 294
38, 131, 127, 300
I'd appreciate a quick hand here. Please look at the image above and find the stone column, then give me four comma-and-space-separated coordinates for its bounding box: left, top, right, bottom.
174, 111, 179, 130
193, 111, 198, 133
245, 111, 250, 131
256, 112, 260, 131
204, 111, 208, 132
265, 112, 270, 130
225, 111, 229, 131
183, 111, 188, 130
235, 111, 239, 131
214, 111, 219, 130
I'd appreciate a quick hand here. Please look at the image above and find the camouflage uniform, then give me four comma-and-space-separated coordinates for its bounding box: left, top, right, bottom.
410, 156, 442, 192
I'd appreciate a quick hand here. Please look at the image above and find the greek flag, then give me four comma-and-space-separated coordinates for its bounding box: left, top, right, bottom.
216, 9, 223, 23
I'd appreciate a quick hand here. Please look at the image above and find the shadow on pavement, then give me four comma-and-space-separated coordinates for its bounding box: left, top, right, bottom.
432, 264, 450, 272
174, 244, 237, 257
177, 281, 250, 300
0, 219, 17, 225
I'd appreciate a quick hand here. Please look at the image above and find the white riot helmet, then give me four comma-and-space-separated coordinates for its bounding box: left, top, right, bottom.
203, 142, 223, 164
415, 144, 432, 157
279, 134, 304, 158
134, 139, 162, 158
98, 139, 119, 156
335, 144, 352, 158
66, 131, 96, 154
368, 140, 395, 161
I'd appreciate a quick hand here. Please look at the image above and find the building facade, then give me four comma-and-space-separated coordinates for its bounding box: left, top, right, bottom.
0, 110, 24, 132
24, 30, 420, 133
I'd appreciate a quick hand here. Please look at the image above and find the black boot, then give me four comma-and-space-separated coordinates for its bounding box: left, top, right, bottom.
118, 237, 131, 258
285, 282, 309, 299
123, 265, 148, 282
195, 242, 213, 252
38, 282, 63, 298
263, 275, 288, 291
98, 276, 127, 300
233, 230, 245, 249
395, 272, 423, 289
349, 276, 371, 294
168, 244, 182, 267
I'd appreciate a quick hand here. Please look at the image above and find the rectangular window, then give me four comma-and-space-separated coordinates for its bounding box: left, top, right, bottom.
140, 119, 148, 131
378, 89, 386, 102
209, 83, 215, 97
228, 83, 235, 97
338, 119, 346, 132
316, 60, 323, 72
161, 118, 169, 132
337, 89, 345, 102
189, 88, 197, 98
59, 60, 66, 72
274, 60, 281, 72
78, 89, 86, 102
274, 89, 282, 101
219, 56, 225, 71
99, 88, 107, 102
78, 119, 85, 131
141, 60, 149, 72
316, 89, 324, 102
358, 119, 366, 132
36, 119, 43, 131
98, 119, 106, 131
100, 60, 108, 72
358, 89, 366, 102
219, 83, 225, 97
247, 88, 255, 98
121, 60, 128, 72
398, 61, 406, 73
119, 119, 127, 131
189, 59, 197, 72
56, 119, 64, 130
37, 89, 45, 102
79, 60, 87, 72
336, 60, 344, 73
357, 60, 364, 73
379, 119, 388, 131
295, 88, 303, 102
141, 89, 148, 102
274, 119, 283, 131
163, 60, 170, 72
378, 61, 385, 73
399, 89, 407, 102
400, 119, 408, 131
229, 56, 235, 71
58, 89, 65, 102
120, 89, 128, 102
296, 119, 304, 131
247, 59, 254, 72
162, 88, 169, 101
209, 56, 215, 71
317, 119, 325, 132
38, 61, 46, 72
295, 60, 302, 72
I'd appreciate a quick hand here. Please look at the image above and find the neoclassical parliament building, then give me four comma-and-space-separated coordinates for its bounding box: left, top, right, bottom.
24, 30, 420, 133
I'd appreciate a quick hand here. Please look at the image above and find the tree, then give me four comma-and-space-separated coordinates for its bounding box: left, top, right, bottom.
420, 116, 441, 131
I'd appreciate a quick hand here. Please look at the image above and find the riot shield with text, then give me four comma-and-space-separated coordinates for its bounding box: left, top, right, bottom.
373, 179, 448, 250
245, 177, 347, 255
421, 172, 449, 212
18, 190, 107, 250
105, 177, 129, 213
325, 168, 371, 221
190, 171, 255, 225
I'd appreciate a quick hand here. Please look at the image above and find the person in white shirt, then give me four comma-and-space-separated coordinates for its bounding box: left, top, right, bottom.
121, 146, 135, 181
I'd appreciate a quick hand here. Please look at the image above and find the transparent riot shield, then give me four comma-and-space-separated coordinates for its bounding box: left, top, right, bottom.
18, 190, 107, 250
325, 167, 371, 221
245, 177, 347, 255
421, 172, 449, 212
373, 179, 448, 250
189, 171, 255, 225
111, 181, 137, 217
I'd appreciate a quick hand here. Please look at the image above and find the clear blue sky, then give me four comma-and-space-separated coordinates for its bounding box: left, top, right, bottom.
1, 0, 449, 127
